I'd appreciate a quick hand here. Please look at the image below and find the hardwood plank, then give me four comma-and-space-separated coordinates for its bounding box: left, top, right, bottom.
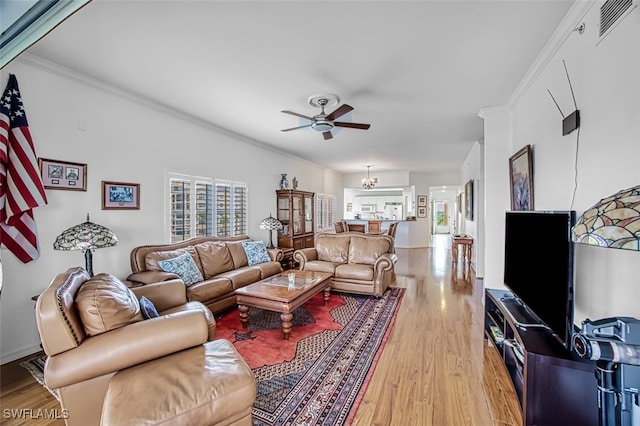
1, 240, 522, 426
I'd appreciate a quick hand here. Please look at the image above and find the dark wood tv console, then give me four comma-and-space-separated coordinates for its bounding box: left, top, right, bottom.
484, 289, 599, 426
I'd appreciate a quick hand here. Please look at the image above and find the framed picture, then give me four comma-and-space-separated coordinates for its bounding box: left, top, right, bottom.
418, 206, 427, 218
509, 144, 534, 211
465, 179, 474, 221
417, 195, 427, 207
38, 158, 87, 191
102, 181, 140, 210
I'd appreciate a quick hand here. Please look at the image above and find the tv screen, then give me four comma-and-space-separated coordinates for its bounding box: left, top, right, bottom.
504, 210, 576, 349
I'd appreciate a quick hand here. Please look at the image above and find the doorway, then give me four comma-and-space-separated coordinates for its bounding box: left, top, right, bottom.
432, 200, 450, 235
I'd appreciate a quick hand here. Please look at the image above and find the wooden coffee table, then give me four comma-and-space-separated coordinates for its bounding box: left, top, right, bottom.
234, 270, 332, 340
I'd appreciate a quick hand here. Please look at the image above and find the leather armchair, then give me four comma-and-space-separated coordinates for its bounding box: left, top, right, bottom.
35, 267, 221, 425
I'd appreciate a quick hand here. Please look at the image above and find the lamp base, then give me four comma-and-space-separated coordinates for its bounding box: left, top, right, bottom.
84, 249, 94, 277
267, 230, 276, 249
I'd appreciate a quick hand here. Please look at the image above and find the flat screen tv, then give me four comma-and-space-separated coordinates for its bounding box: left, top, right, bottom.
503, 210, 576, 350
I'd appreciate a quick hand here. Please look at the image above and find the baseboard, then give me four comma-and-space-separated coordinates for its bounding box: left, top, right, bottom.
1, 344, 42, 365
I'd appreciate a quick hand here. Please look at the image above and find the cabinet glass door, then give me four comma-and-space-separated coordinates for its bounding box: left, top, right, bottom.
304, 194, 313, 233
292, 194, 302, 235
277, 195, 290, 236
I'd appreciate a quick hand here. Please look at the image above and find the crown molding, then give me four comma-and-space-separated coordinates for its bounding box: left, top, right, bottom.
507, 0, 596, 108
14, 53, 327, 171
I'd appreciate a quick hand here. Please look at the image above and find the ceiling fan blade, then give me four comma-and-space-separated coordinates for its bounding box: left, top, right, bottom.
281, 110, 314, 120
323, 131, 333, 140
334, 122, 371, 130
326, 104, 354, 121
281, 124, 312, 132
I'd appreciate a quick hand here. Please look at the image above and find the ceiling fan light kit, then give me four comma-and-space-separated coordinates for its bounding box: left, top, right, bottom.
281, 93, 371, 140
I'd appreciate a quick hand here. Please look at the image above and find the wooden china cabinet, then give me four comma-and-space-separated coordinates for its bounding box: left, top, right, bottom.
276, 190, 315, 250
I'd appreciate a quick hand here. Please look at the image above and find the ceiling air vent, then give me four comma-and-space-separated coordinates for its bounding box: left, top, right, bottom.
599, 0, 637, 40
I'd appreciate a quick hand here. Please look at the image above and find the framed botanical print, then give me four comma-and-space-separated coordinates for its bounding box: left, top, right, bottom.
509, 145, 534, 211
417, 195, 427, 207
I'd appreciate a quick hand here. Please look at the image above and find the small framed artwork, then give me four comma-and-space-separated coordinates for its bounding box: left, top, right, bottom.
38, 158, 87, 191
102, 181, 140, 210
418, 206, 427, 218
465, 179, 474, 221
417, 195, 427, 207
509, 144, 534, 211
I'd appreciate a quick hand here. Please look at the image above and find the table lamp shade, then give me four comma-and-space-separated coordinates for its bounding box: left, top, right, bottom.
259, 215, 282, 249
53, 214, 118, 275
259, 215, 283, 231
572, 185, 640, 251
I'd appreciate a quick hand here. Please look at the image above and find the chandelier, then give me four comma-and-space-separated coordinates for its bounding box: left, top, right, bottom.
361, 165, 378, 190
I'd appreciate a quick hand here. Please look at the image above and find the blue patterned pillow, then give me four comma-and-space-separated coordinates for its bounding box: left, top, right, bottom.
139, 296, 160, 319
242, 241, 271, 266
157, 252, 203, 286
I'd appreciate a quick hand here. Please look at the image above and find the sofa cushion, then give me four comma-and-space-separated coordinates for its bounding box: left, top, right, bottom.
76, 273, 144, 336
187, 277, 234, 304
335, 263, 374, 281
217, 268, 262, 290
158, 252, 204, 286
348, 235, 391, 265
195, 241, 235, 279
316, 234, 350, 263
250, 261, 282, 278
303, 260, 340, 275
241, 241, 271, 266
145, 247, 202, 274
139, 296, 160, 319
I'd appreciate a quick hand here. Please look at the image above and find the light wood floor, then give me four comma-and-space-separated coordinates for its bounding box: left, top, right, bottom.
1, 240, 522, 425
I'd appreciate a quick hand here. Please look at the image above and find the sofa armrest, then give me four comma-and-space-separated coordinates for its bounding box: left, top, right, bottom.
44, 310, 209, 389
267, 248, 284, 262
130, 279, 187, 311
127, 270, 180, 285
374, 253, 398, 274
293, 248, 317, 270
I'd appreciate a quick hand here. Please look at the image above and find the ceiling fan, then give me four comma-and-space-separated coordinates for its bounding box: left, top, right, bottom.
281, 94, 371, 140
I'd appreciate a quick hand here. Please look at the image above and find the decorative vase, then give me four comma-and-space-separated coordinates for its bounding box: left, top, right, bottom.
280, 174, 289, 190
292, 177, 298, 190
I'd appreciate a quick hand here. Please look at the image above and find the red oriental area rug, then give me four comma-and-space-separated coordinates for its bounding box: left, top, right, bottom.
215, 287, 405, 426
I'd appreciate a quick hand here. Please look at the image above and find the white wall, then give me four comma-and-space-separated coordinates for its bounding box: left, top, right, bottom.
0, 57, 344, 362
459, 140, 485, 277
481, 1, 640, 323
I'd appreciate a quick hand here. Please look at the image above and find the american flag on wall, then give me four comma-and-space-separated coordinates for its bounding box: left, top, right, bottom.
0, 74, 48, 263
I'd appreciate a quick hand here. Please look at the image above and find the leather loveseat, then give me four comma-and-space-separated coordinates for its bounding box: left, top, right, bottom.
127, 235, 283, 314
35, 267, 256, 425
293, 232, 397, 297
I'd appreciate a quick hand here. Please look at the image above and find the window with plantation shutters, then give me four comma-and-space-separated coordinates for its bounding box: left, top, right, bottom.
215, 180, 247, 237
315, 193, 337, 232
168, 174, 246, 242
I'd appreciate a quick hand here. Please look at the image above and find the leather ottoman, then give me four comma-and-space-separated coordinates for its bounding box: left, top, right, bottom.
101, 339, 256, 425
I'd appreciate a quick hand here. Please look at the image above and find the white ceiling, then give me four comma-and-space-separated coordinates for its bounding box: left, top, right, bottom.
22, 0, 573, 174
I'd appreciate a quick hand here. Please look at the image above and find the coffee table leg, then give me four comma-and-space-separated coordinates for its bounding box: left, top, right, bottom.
238, 304, 250, 329
323, 287, 330, 305
281, 312, 293, 340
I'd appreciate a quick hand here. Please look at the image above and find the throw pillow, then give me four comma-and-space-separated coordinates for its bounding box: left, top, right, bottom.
241, 241, 271, 266
139, 296, 160, 319
158, 252, 204, 286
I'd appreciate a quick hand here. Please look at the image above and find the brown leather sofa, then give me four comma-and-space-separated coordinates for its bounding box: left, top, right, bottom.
35, 267, 256, 426
293, 232, 397, 297
127, 235, 283, 314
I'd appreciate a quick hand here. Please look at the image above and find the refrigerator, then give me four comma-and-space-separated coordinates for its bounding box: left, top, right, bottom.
383, 203, 403, 220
